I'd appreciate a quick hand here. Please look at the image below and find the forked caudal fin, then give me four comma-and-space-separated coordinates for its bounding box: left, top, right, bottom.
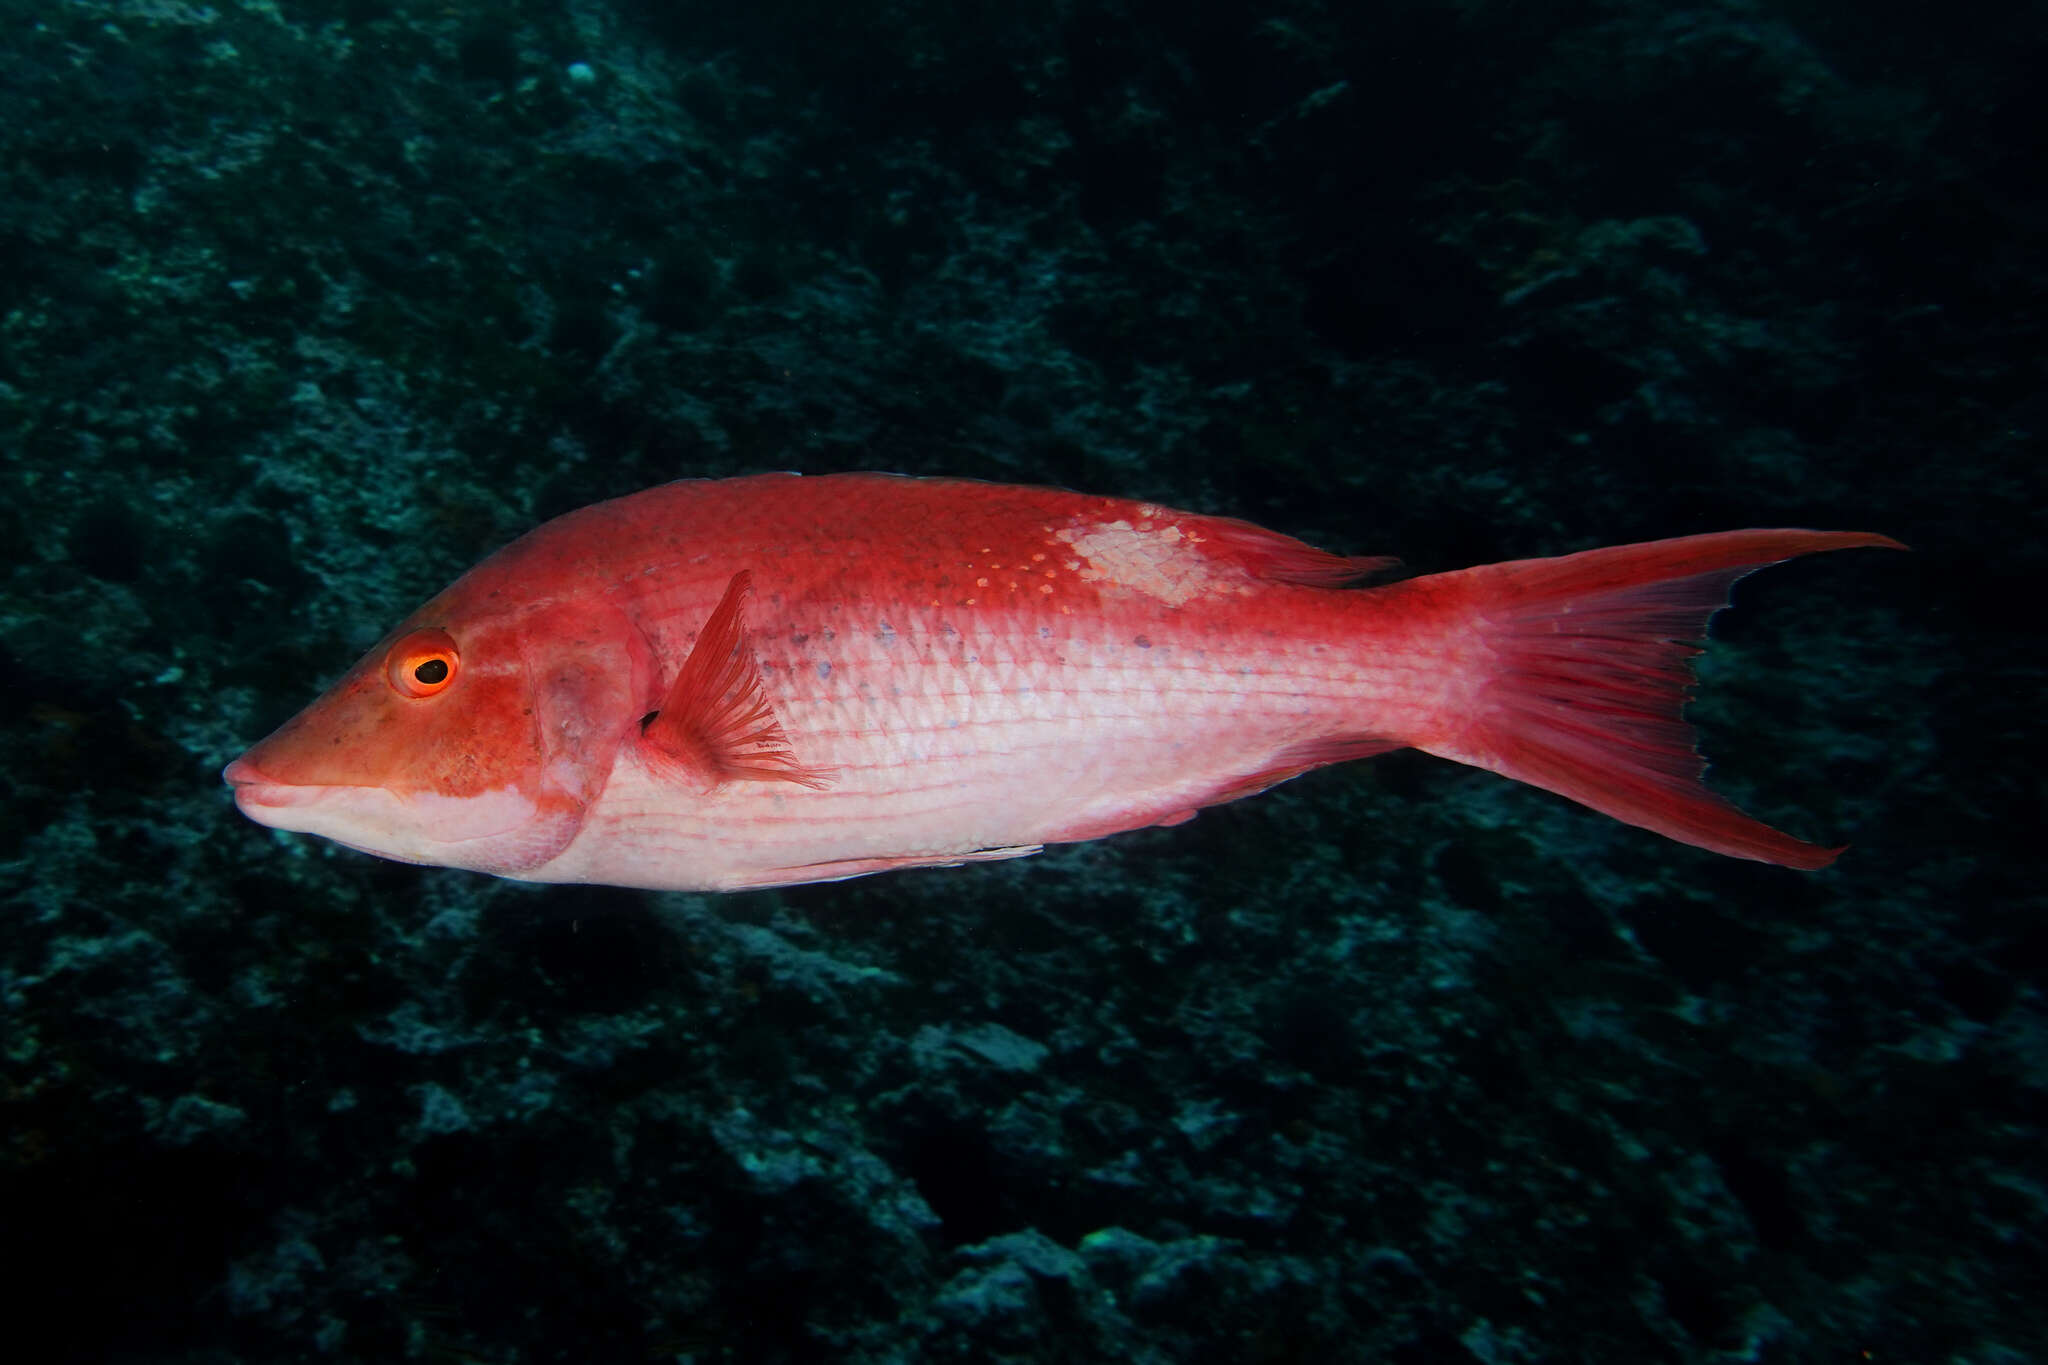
1403, 529, 1906, 869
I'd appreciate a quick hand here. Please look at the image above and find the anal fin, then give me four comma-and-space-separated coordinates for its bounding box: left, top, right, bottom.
1038, 734, 1403, 845
1206, 733, 1405, 804
640, 570, 832, 792
733, 844, 1044, 890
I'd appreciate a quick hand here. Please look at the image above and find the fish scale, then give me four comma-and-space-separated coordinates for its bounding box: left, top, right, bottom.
565, 610, 1348, 886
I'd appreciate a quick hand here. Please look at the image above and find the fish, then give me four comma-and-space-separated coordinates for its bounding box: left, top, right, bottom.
222, 472, 1903, 890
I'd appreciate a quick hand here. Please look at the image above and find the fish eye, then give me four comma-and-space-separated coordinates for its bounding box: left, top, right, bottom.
385, 628, 461, 699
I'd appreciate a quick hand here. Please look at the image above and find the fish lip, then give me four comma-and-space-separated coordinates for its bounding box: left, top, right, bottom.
222, 756, 321, 810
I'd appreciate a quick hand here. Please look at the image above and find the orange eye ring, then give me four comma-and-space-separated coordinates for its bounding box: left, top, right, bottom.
385, 628, 461, 699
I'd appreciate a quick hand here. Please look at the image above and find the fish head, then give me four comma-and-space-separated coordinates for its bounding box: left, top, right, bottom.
223, 593, 651, 877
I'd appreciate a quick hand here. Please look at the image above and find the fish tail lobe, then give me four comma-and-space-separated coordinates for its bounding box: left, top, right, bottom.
1400, 529, 1905, 869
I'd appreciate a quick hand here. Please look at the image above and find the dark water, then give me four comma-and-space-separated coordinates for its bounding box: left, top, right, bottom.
2, 2, 2041, 1361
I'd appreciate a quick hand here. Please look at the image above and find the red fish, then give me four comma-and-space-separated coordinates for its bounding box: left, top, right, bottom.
222, 473, 1901, 890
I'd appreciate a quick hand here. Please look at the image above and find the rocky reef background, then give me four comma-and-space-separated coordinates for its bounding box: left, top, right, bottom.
1, 1, 2041, 1360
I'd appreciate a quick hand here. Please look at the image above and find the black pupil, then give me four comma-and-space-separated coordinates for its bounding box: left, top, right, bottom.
413, 657, 449, 686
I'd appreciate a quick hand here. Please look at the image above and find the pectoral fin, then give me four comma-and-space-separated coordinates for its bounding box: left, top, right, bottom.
639, 570, 832, 792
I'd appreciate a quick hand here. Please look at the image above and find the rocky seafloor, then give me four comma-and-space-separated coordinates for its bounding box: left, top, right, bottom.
1, 2, 2041, 1361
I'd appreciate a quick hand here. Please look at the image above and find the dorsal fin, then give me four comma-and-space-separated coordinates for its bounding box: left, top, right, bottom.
639, 571, 832, 791
1197, 514, 1400, 587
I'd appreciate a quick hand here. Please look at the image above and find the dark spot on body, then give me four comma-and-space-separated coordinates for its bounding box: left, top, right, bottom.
816, 661, 832, 680
1133, 635, 1152, 648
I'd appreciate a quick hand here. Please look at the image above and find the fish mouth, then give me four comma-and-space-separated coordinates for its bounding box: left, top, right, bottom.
222, 756, 324, 810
